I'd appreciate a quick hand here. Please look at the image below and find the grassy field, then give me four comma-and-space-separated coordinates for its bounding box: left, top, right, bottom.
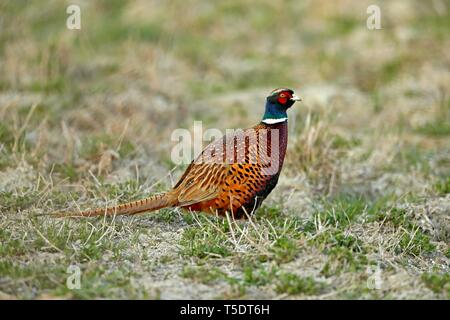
0, 0, 449, 299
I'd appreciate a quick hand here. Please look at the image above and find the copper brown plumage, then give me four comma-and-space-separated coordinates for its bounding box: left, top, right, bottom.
58, 88, 301, 219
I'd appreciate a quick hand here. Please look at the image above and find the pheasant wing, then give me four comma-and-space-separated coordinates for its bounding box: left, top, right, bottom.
173, 135, 231, 206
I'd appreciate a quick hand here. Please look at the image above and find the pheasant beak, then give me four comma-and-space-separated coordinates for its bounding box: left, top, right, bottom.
290, 94, 302, 102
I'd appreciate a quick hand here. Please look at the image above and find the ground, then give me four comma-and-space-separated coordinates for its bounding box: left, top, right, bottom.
0, 0, 449, 299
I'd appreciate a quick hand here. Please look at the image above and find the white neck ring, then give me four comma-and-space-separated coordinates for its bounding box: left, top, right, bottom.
262, 117, 288, 124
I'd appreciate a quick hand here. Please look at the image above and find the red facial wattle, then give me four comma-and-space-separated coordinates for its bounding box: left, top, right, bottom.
278, 96, 287, 104
277, 92, 292, 105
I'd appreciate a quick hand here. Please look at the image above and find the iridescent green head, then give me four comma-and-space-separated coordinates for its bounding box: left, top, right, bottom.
262, 88, 301, 124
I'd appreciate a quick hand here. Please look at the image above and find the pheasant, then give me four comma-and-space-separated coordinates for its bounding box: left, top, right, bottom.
63, 88, 301, 219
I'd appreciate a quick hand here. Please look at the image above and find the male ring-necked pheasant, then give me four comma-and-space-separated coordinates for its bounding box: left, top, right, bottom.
65, 88, 301, 219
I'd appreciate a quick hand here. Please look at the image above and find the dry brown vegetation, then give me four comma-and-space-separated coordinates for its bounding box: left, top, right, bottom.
0, 0, 449, 299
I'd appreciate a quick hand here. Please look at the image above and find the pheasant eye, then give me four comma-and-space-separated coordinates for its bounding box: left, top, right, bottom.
279, 93, 286, 98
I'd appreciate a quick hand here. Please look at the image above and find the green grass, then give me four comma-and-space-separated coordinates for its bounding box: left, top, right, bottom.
331, 135, 362, 150
275, 273, 324, 295
391, 146, 433, 173
416, 120, 450, 137
415, 9, 450, 40
0, 229, 28, 256
305, 195, 392, 230
54, 266, 145, 299
433, 177, 450, 195
371, 208, 414, 231
242, 264, 278, 286
270, 236, 300, 263
421, 273, 450, 297
80, 134, 135, 160
320, 247, 369, 276
179, 218, 231, 259
370, 207, 436, 256
311, 231, 365, 254
53, 163, 80, 182
398, 229, 435, 256
329, 16, 359, 36
181, 265, 226, 284
1, 191, 37, 213
0, 122, 14, 146
181, 263, 324, 297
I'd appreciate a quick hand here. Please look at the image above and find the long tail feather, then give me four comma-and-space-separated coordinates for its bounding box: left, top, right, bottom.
52, 193, 173, 218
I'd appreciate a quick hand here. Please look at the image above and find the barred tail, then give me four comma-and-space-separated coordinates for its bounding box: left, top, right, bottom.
58, 193, 173, 218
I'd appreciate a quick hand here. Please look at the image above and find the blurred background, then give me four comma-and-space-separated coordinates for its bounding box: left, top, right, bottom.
0, 0, 449, 299
0, 0, 448, 185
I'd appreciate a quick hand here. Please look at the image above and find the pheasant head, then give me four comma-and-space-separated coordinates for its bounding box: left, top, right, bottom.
262, 88, 301, 124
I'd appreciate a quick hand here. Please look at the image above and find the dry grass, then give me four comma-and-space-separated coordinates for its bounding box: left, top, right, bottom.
0, 0, 449, 299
